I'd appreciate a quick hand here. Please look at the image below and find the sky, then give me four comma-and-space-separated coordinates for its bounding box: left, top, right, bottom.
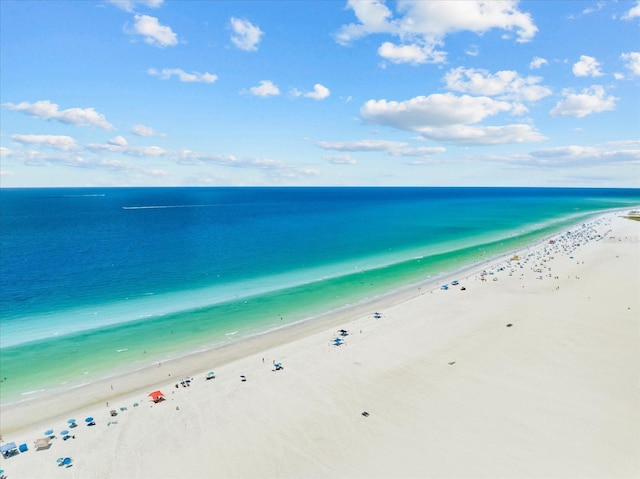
0, 0, 639, 188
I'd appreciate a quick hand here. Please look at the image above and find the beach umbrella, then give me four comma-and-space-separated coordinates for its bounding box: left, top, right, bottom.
148, 390, 164, 402
67, 418, 76, 424
44, 429, 54, 436
85, 417, 95, 425
60, 430, 69, 436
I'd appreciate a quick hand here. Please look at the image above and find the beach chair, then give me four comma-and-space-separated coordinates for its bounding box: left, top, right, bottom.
57, 457, 73, 467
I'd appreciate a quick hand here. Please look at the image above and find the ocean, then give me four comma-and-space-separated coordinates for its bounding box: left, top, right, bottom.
1, 187, 639, 404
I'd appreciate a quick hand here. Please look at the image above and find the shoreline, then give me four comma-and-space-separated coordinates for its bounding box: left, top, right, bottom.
0, 209, 633, 429
0, 209, 638, 478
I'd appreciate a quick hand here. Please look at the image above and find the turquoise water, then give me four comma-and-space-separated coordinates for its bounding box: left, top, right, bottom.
1, 187, 638, 403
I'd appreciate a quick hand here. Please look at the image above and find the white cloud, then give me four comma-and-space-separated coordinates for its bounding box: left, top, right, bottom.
317, 139, 445, 156
622, 1, 640, 20
529, 144, 640, 166
443, 67, 552, 102
323, 154, 357, 165
416, 124, 545, 145
107, 0, 164, 12
11, 134, 78, 151
131, 14, 177, 47
147, 68, 217, 83
582, 2, 605, 15
230, 17, 263, 51
529, 56, 548, 69
621, 52, 640, 76
131, 124, 164, 137
360, 93, 546, 145
361, 93, 513, 130
86, 141, 167, 157
108, 135, 128, 147
336, 0, 536, 65
3, 100, 114, 130
292, 84, 331, 100
550, 85, 618, 118
0, 147, 13, 157
249, 80, 280, 97
572, 55, 603, 77
465, 44, 479, 57
378, 41, 446, 65
318, 139, 410, 152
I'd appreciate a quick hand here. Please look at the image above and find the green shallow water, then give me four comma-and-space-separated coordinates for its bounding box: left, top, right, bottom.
0, 209, 597, 404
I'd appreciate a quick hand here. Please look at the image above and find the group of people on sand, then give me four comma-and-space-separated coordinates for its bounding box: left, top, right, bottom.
175, 378, 193, 388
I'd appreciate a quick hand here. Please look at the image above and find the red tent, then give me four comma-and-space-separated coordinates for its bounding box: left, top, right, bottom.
148, 390, 165, 403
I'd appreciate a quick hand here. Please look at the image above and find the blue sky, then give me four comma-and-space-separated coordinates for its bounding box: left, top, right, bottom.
1, 0, 639, 187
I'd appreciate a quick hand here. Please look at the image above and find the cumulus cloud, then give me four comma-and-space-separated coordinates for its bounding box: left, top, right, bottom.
360, 93, 546, 145
317, 139, 445, 157
622, 1, 640, 20
147, 68, 218, 83
336, 0, 536, 65
621, 52, 640, 76
361, 94, 513, 130
11, 134, 78, 151
529, 56, 548, 69
292, 84, 331, 100
230, 17, 263, 51
572, 55, 603, 77
108, 135, 128, 147
131, 14, 177, 47
378, 41, 446, 65
131, 124, 164, 137
443, 67, 552, 102
249, 80, 280, 97
550, 85, 617, 118
3, 100, 114, 130
107, 0, 164, 12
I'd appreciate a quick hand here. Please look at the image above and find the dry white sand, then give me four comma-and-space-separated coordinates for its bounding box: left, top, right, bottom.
1, 212, 638, 479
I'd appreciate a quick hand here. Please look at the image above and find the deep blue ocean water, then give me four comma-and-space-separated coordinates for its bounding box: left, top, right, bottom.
1, 187, 639, 402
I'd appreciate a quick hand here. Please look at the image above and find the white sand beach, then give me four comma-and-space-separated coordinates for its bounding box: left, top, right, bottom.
1, 212, 638, 479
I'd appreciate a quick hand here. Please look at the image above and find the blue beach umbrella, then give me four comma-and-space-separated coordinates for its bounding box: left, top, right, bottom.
67, 418, 76, 424
44, 429, 54, 436
85, 417, 95, 426
60, 430, 69, 436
